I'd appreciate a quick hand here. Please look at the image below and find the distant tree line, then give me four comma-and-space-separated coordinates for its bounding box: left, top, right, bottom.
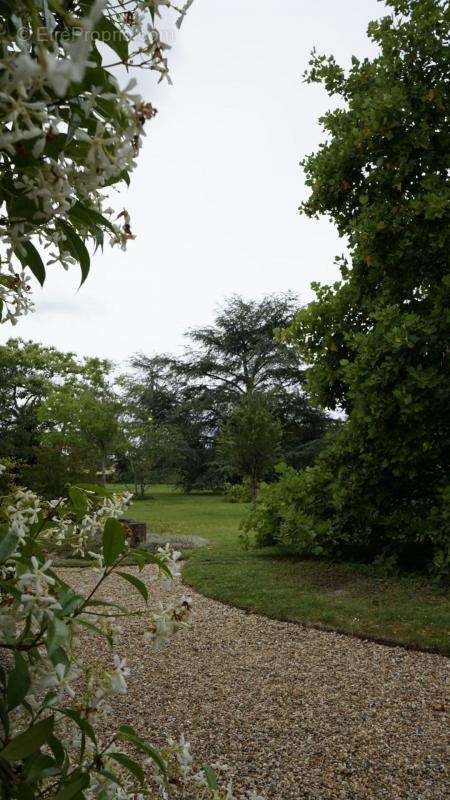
0, 294, 335, 499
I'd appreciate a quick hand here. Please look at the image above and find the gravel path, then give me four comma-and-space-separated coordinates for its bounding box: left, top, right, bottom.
61, 565, 448, 800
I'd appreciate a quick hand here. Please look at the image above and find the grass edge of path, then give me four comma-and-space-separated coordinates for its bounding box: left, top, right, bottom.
182, 560, 449, 657
107, 486, 450, 657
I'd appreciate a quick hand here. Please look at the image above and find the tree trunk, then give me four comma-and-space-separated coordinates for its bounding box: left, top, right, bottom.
128, 457, 138, 496
250, 472, 258, 502
101, 457, 107, 487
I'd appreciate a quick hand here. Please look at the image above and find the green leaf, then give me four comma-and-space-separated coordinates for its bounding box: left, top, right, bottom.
0, 578, 22, 601
202, 763, 219, 790
69, 486, 88, 518
97, 768, 123, 788
7, 653, 30, 711
69, 202, 115, 234
55, 769, 90, 800
95, 15, 129, 62
130, 549, 173, 578
44, 132, 67, 159
116, 571, 148, 603
73, 483, 113, 498
91, 224, 104, 253
84, 598, 129, 613
58, 588, 83, 615
117, 726, 166, 773
72, 617, 113, 644
102, 518, 126, 566
5, 183, 40, 222
0, 526, 19, 563
56, 219, 90, 285
103, 169, 130, 188
0, 697, 10, 737
0, 274, 18, 289
78, 65, 115, 93
0, 716, 54, 763
58, 708, 97, 746
23, 752, 59, 782
46, 617, 69, 658
90, 43, 103, 67
148, 0, 157, 22
14, 241, 46, 286
47, 734, 66, 766
109, 752, 144, 783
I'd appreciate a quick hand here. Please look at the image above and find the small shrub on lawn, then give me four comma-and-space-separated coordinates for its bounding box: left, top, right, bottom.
224, 479, 253, 504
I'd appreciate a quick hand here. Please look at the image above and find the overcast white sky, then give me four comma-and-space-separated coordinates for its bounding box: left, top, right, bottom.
3, 0, 386, 366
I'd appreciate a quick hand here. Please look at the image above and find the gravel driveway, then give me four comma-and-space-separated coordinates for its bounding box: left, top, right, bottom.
61, 565, 448, 800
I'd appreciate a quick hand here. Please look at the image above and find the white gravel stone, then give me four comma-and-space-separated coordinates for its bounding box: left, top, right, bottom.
59, 565, 448, 800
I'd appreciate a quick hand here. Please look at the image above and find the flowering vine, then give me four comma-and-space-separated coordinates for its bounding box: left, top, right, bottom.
0, 0, 191, 324
0, 2, 266, 796
0, 468, 262, 798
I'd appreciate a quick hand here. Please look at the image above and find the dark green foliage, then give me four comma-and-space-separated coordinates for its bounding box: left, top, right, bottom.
0, 339, 79, 466
178, 293, 306, 398
120, 356, 226, 493
35, 361, 120, 493
247, 0, 450, 577
242, 462, 332, 551
118, 375, 184, 498
130, 295, 332, 491
219, 396, 282, 499
0, 339, 121, 495
270, 391, 340, 469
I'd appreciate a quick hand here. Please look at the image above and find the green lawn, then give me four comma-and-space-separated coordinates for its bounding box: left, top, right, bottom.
115, 484, 449, 656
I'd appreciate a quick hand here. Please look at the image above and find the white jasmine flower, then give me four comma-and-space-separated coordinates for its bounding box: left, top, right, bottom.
12, 52, 40, 82
176, 733, 193, 779
110, 655, 130, 694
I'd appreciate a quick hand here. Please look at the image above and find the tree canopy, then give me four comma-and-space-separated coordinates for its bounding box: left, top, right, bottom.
130, 294, 333, 491
0, 338, 79, 464
219, 396, 282, 500
248, 0, 450, 578
176, 293, 306, 399
38, 361, 120, 491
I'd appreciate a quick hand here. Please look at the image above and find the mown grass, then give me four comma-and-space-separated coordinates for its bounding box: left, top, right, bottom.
113, 484, 449, 655
118, 484, 245, 543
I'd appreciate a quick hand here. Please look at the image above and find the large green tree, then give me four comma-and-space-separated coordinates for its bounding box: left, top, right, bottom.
0, 338, 80, 465
178, 294, 305, 399
122, 356, 221, 492
250, 0, 449, 576
37, 359, 120, 492
219, 396, 282, 500
118, 373, 183, 497
131, 295, 332, 489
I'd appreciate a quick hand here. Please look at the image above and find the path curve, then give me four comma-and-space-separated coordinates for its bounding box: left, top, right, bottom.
61, 565, 447, 800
